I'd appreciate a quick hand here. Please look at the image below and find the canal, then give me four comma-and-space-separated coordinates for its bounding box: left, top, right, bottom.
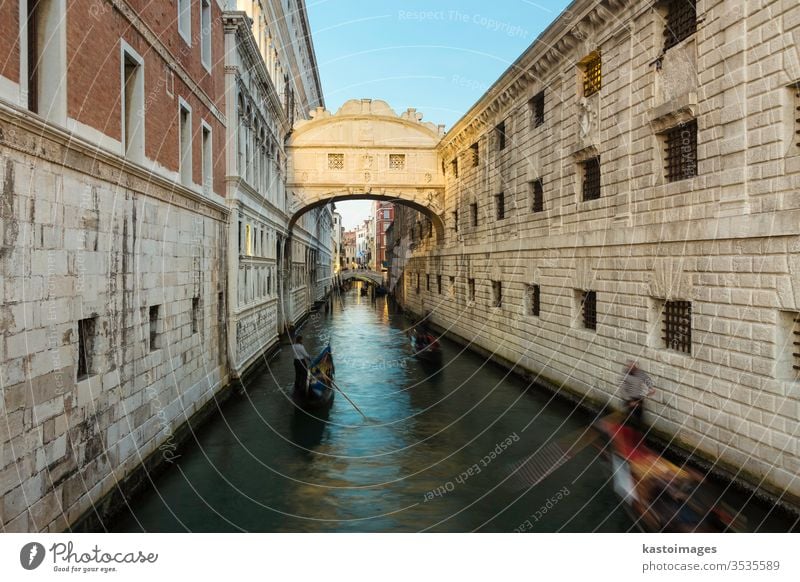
111, 286, 797, 532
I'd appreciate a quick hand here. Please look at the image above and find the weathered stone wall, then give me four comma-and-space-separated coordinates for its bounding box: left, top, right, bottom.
401, 0, 800, 503
0, 112, 228, 532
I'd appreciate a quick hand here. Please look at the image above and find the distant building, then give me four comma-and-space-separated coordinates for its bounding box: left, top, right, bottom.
374, 201, 394, 270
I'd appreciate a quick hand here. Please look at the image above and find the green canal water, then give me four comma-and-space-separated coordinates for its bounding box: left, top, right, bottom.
109, 286, 798, 532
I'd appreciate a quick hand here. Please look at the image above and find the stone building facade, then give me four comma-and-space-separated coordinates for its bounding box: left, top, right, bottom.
398, 0, 800, 504
0, 0, 328, 532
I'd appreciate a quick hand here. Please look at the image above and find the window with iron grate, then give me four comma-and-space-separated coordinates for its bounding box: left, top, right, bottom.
530, 90, 545, 127
582, 157, 601, 201
663, 0, 697, 52
470, 202, 478, 227
664, 120, 698, 182
527, 284, 540, 317
328, 153, 344, 170
582, 291, 597, 330
471, 142, 479, 167
389, 153, 406, 170
492, 281, 503, 308
530, 179, 544, 212
663, 300, 691, 354
452, 210, 459, 232
77, 316, 97, 380
496, 121, 506, 150
495, 192, 505, 220
581, 52, 602, 97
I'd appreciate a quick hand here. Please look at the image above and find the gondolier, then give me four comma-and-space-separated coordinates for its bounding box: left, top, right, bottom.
619, 360, 655, 429
292, 335, 311, 395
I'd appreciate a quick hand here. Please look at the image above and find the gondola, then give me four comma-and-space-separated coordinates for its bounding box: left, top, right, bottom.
594, 412, 746, 532
292, 345, 335, 412
410, 330, 442, 363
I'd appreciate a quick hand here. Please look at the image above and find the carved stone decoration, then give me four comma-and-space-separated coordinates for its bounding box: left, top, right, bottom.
426, 190, 443, 214
364, 172, 370, 182
648, 258, 693, 300
425, 172, 432, 183
578, 97, 596, 139
362, 154, 374, 169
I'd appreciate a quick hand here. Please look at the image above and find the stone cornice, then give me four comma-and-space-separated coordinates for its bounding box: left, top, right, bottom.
109, 0, 225, 125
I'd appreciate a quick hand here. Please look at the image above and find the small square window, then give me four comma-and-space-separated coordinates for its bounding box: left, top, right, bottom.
496, 121, 506, 150
470, 203, 478, 227
495, 192, 505, 220
581, 290, 597, 330
664, 120, 698, 182
470, 142, 479, 167
526, 285, 540, 317
582, 157, 601, 201
530, 179, 544, 212
530, 91, 545, 127
581, 52, 602, 97
664, 300, 691, 354
77, 317, 97, 380
389, 153, 405, 170
492, 281, 503, 308
328, 153, 344, 170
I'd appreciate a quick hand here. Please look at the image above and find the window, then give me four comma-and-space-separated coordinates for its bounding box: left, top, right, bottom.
663, 0, 697, 52
470, 142, 479, 167
468, 278, 476, 302
530, 179, 544, 212
389, 153, 405, 170
581, 290, 597, 330
664, 300, 691, 354
245, 224, 252, 256
437, 275, 442, 295
426, 274, 430, 291
201, 123, 212, 192
238, 221, 242, 254
383, 209, 391, 219
427, 220, 433, 238
470, 203, 478, 227
451, 158, 458, 178
452, 209, 459, 232
526, 285, 540, 317
778, 311, 800, 380
581, 52, 602, 97
122, 48, 144, 161
495, 192, 505, 220
217, 292, 225, 366
449, 276, 455, 297
328, 153, 344, 170
492, 281, 502, 308
530, 90, 545, 127
77, 317, 97, 380
582, 156, 601, 201
496, 121, 507, 150
178, 0, 191, 44
149, 305, 161, 351
794, 84, 800, 150
26, 0, 66, 119
416, 273, 420, 294
179, 101, 192, 186
192, 297, 200, 334
664, 120, 698, 182
201, 0, 212, 69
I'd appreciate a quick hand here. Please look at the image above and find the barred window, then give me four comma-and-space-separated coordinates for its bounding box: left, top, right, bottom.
495, 192, 505, 220
389, 153, 406, 170
527, 284, 540, 317
328, 153, 344, 170
530, 90, 545, 127
452, 210, 459, 232
437, 275, 442, 295
468, 278, 476, 302
664, 120, 698, 182
530, 179, 544, 213
581, 291, 597, 330
470, 202, 478, 227
471, 142, 479, 166
664, 300, 691, 354
582, 157, 601, 201
496, 121, 506, 150
581, 52, 602, 97
451, 158, 458, 178
77, 317, 97, 380
492, 281, 503, 308
663, 0, 697, 52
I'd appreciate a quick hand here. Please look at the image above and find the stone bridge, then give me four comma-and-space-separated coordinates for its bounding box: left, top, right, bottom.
339, 270, 385, 285
286, 99, 446, 238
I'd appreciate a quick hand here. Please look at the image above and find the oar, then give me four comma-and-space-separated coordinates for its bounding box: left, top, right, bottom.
321, 372, 368, 419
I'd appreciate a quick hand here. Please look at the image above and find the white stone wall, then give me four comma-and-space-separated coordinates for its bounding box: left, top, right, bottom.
402, 0, 800, 502
0, 117, 227, 532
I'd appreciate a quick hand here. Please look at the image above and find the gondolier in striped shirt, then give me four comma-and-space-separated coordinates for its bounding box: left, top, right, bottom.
619, 360, 655, 429
292, 335, 311, 396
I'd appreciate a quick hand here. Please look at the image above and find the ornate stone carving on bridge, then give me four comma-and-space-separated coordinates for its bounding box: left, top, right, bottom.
286, 99, 447, 237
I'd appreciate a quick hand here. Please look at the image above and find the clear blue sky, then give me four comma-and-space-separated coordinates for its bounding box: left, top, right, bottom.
305, 0, 572, 229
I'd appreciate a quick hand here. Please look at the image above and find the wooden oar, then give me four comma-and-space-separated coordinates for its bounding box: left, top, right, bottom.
320, 372, 368, 419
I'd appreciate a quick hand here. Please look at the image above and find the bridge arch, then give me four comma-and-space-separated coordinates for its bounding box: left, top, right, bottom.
286, 99, 446, 238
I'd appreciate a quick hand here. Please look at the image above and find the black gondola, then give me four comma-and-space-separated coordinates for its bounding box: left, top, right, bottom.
292, 345, 335, 412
